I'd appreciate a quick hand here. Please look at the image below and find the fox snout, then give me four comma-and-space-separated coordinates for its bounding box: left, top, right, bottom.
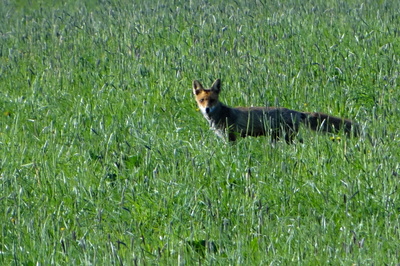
202, 105, 217, 116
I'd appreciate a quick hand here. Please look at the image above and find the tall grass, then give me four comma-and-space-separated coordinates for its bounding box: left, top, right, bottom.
1, 0, 399, 264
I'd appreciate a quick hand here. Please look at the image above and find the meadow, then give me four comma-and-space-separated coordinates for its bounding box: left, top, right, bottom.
1, 0, 399, 264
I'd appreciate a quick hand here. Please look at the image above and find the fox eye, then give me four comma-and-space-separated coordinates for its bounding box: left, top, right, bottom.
199, 99, 204, 103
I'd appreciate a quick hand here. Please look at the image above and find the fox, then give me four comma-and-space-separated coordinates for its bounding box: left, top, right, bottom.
193, 79, 359, 143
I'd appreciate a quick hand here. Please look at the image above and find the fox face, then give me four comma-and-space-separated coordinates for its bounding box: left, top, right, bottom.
193, 79, 221, 116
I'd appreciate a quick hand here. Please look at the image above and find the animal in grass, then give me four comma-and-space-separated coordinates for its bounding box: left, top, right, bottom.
192, 79, 359, 143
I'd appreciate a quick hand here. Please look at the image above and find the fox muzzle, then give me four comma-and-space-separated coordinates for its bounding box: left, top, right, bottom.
205, 105, 218, 115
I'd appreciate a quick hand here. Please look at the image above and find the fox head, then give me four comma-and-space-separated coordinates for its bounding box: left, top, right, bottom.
193, 79, 221, 116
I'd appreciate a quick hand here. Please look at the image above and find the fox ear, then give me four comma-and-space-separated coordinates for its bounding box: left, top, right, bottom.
193, 80, 203, 95
210, 79, 221, 93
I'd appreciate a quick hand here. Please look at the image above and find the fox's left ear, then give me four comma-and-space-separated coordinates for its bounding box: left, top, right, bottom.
193, 80, 203, 95
210, 79, 221, 93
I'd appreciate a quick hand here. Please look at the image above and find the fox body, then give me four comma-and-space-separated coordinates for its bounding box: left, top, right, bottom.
193, 79, 358, 142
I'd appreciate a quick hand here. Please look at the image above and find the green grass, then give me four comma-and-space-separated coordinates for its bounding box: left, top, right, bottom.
1, 0, 399, 264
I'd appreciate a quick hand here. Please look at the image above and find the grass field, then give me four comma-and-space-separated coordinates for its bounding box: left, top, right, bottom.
1, 0, 399, 264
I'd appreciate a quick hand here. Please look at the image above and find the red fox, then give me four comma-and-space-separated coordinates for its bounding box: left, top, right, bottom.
193, 79, 359, 143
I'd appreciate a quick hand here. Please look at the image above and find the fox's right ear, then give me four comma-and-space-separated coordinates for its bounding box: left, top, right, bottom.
193, 80, 203, 95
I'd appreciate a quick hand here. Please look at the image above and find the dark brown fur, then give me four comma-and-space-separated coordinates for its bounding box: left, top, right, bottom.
193, 79, 359, 143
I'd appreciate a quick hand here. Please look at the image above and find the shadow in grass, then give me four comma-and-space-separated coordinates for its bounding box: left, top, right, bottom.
187, 240, 219, 257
